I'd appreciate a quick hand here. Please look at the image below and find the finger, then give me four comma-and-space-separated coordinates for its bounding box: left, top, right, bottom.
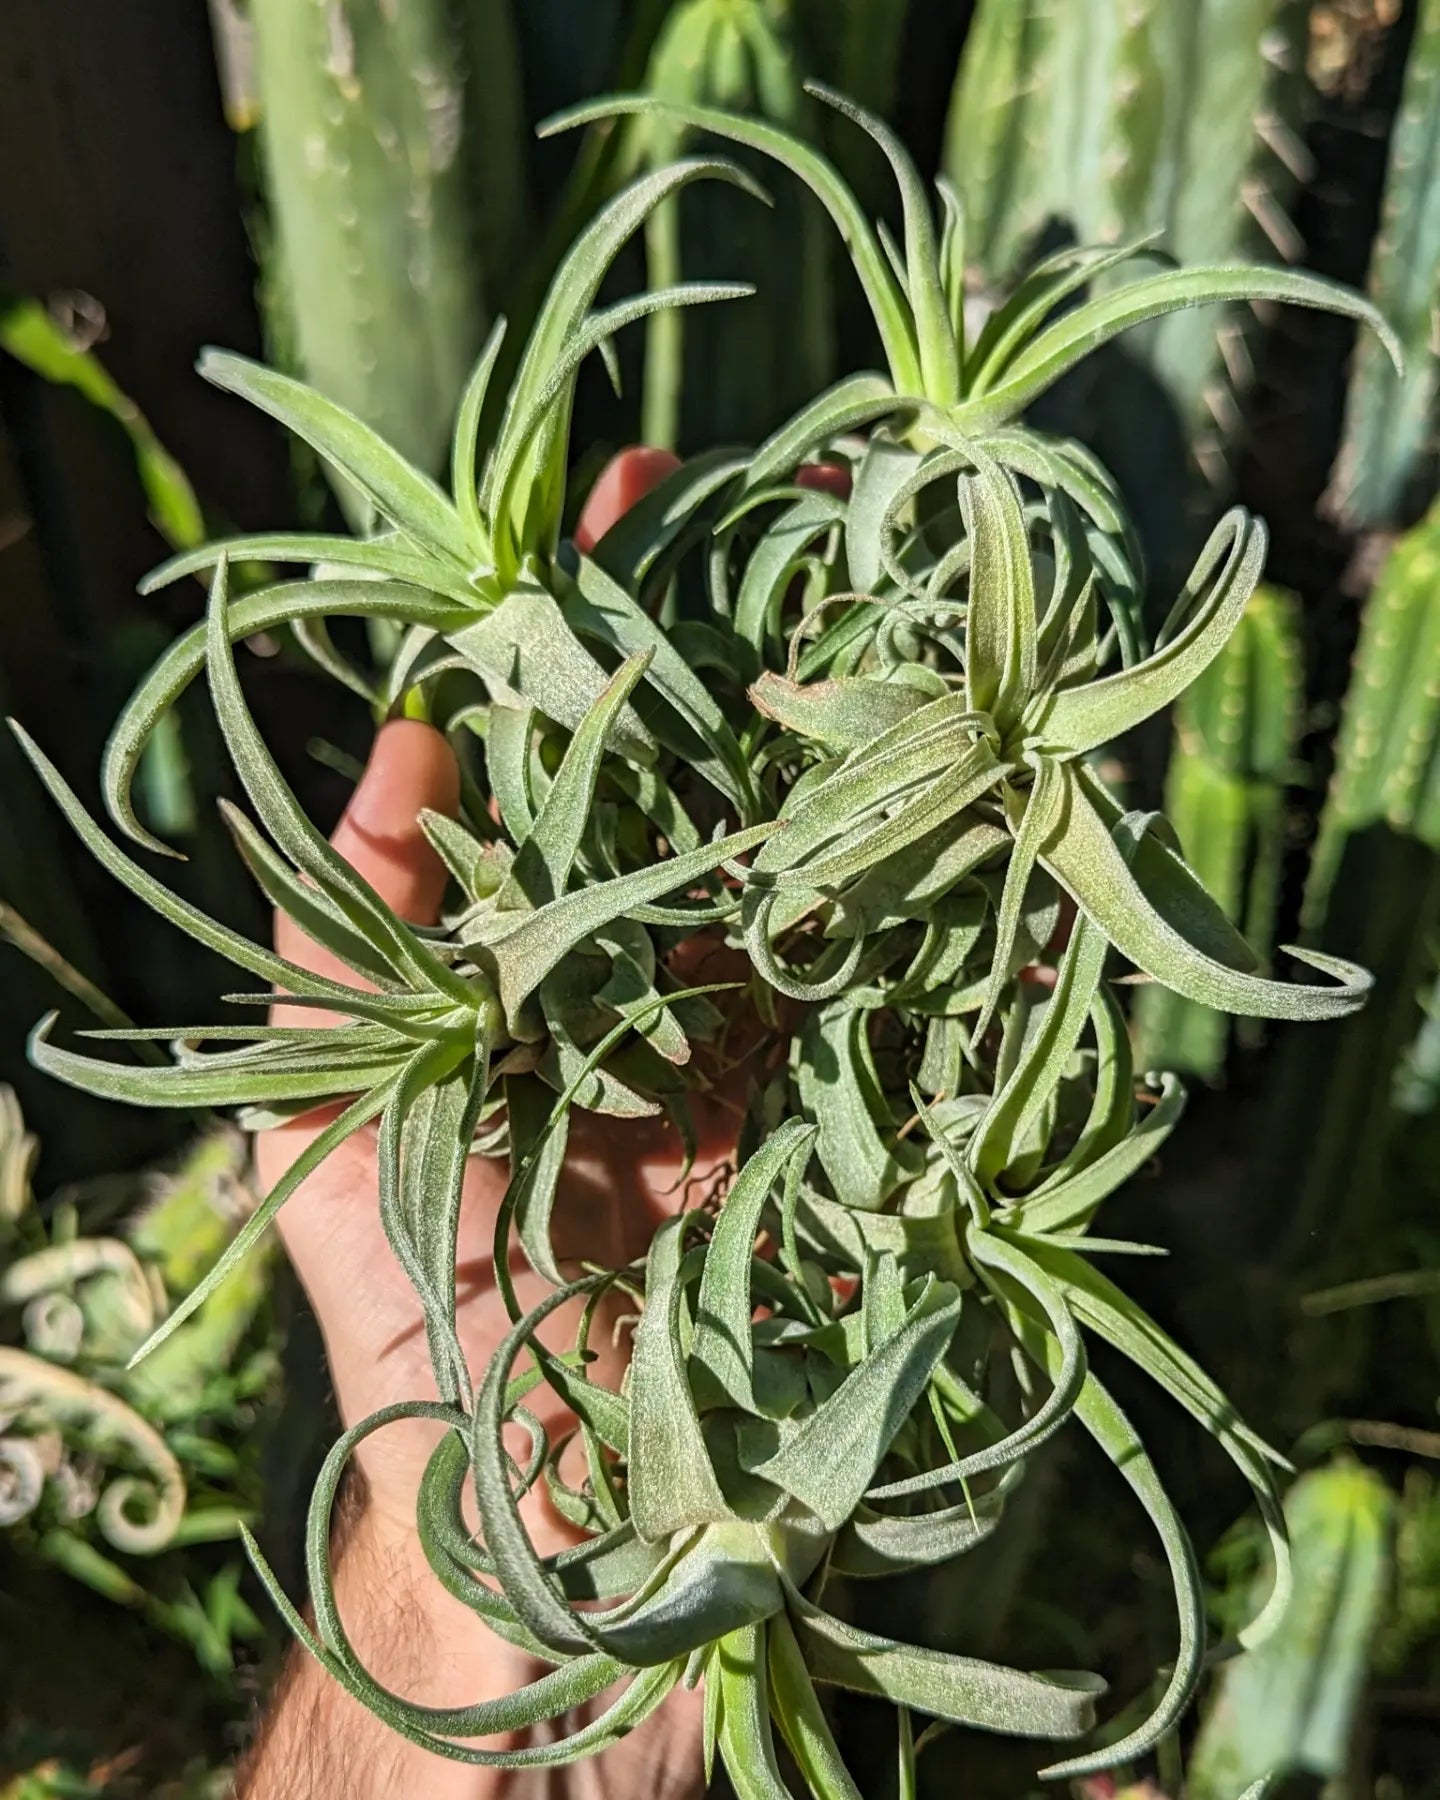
795, 459, 853, 501
326, 718, 461, 922
574, 445, 681, 554
271, 719, 460, 1025
259, 720, 459, 1188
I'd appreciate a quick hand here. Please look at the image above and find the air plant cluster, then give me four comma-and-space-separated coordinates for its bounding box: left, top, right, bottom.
13, 88, 1397, 1793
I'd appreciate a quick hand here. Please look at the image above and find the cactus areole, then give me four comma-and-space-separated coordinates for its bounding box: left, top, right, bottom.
15, 86, 1400, 1793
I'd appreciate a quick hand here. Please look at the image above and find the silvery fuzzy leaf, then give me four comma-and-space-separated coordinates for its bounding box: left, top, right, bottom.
628, 1215, 733, 1542
789, 1583, 1104, 1741
797, 1003, 919, 1212
750, 1276, 961, 1528
446, 587, 657, 765
690, 1120, 817, 1413
496, 652, 653, 911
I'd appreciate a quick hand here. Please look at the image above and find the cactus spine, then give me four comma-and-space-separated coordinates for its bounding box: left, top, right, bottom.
1136, 585, 1304, 1077
638, 0, 834, 452
1326, 0, 1440, 528
246, 0, 525, 513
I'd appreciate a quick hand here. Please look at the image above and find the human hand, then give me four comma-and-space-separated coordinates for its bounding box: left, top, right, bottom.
241, 447, 716, 1797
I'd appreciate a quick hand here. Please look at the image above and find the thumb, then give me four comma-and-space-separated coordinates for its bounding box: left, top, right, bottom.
258, 720, 459, 1194
271, 718, 461, 1019
323, 718, 459, 922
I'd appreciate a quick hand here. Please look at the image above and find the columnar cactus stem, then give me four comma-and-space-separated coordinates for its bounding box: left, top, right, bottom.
946, 0, 1309, 477
1305, 500, 1440, 935
246, 0, 525, 513
1326, 0, 1440, 529
637, 0, 833, 451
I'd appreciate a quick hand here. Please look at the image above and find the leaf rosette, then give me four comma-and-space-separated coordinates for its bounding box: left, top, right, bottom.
9, 80, 1400, 1800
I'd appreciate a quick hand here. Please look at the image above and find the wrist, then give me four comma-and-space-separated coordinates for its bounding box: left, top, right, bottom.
237, 1495, 543, 1800
336, 1493, 545, 1714
242, 1467, 705, 1799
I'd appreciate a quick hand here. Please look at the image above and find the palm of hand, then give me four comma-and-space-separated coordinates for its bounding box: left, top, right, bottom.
260, 1029, 741, 1543
254, 450, 739, 1547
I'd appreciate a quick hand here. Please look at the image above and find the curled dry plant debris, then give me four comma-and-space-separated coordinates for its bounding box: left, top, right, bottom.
11, 89, 1399, 1791
0, 1084, 273, 1650
0, 1074, 186, 1555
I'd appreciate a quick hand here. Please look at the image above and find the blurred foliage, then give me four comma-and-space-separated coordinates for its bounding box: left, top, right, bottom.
1192, 1462, 1395, 1796
0, 296, 205, 554
0, 1086, 286, 1791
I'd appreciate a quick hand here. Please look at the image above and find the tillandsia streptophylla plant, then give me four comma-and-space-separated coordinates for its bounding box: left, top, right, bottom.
552, 83, 1395, 1031
550, 83, 1399, 462
0, 1088, 185, 1556
8, 87, 1402, 1795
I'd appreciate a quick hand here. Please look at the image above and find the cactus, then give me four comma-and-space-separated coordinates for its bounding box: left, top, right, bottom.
1252, 9, 1440, 1441
128, 1125, 251, 1295
1305, 497, 1440, 933
635, 0, 834, 451
1394, 954, 1440, 1116
794, 0, 912, 219
1266, 504, 1440, 1254
795, 0, 910, 121
1326, 0, 1440, 528
1189, 1461, 1394, 1798
1252, 15, 1440, 1447
942, 0, 1055, 281
125, 1131, 277, 1423
945, 0, 1310, 476
1136, 584, 1304, 1077
244, 0, 526, 515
